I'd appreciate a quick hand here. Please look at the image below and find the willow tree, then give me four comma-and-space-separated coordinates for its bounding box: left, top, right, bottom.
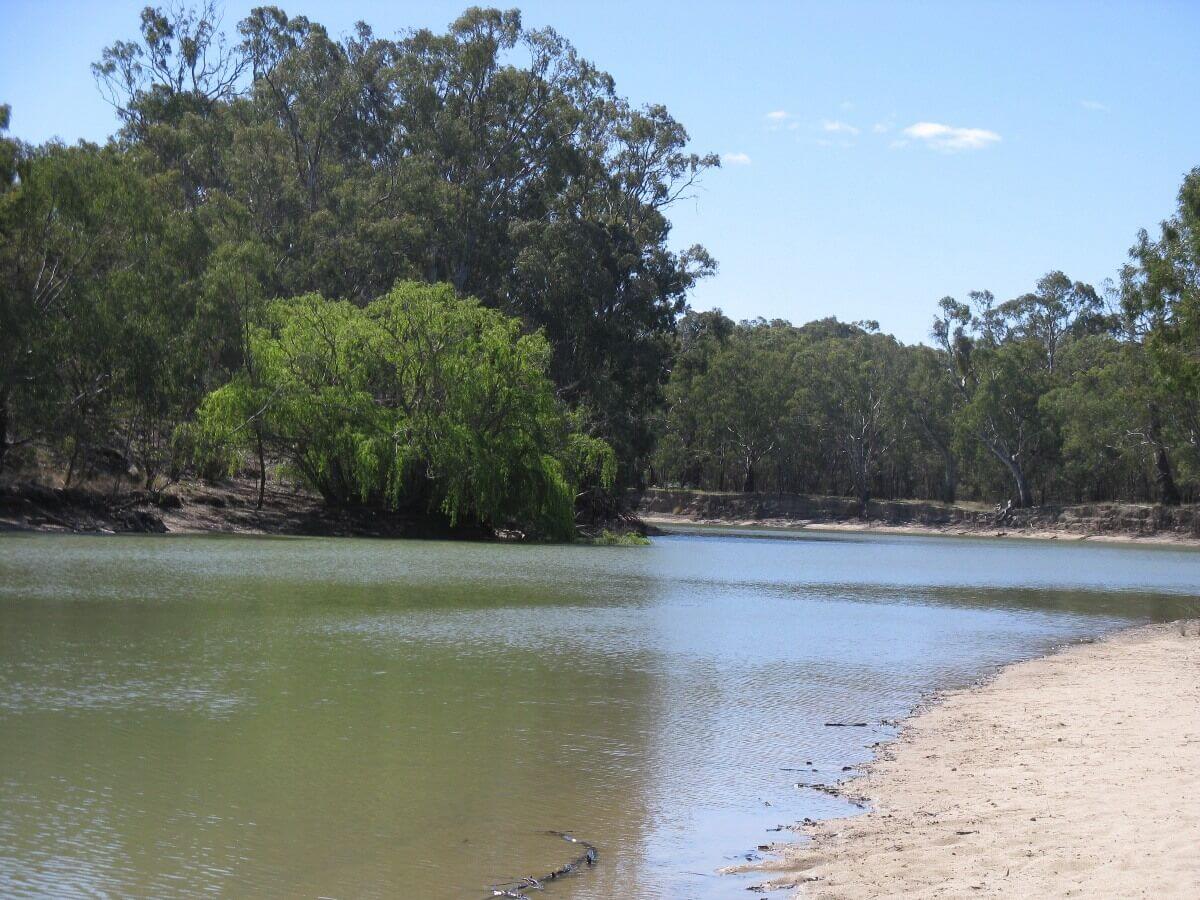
193, 282, 613, 539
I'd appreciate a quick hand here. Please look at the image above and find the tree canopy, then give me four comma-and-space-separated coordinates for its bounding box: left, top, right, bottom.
2, 4, 1199, 531
654, 260, 1199, 508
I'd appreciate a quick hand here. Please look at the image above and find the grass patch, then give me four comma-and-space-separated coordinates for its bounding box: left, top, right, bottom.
589, 529, 651, 546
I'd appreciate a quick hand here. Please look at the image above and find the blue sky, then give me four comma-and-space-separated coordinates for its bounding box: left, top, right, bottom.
4, 1, 1199, 342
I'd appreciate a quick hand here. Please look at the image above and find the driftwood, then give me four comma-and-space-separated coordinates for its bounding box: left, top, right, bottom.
485, 831, 598, 899
797, 781, 868, 809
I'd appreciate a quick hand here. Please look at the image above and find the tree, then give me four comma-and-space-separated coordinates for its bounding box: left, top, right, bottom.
94, 6, 718, 490
932, 275, 1100, 507
902, 345, 961, 503
1046, 336, 1184, 504
995, 272, 1104, 374
653, 308, 734, 487
194, 282, 613, 539
803, 332, 905, 508
0, 142, 158, 477
1121, 167, 1200, 469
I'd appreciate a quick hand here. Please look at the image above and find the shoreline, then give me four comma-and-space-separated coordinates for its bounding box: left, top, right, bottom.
642, 512, 1200, 548
0, 478, 489, 540
4, 477, 1197, 548
733, 620, 1200, 897
0, 478, 645, 542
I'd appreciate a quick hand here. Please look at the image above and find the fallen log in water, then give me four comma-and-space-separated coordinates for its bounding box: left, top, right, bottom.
484, 831, 599, 899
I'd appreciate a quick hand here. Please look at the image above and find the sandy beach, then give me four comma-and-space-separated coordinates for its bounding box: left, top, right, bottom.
739, 621, 1200, 898
642, 513, 1200, 548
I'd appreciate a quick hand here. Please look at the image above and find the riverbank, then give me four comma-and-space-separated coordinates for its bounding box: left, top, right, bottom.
0, 477, 645, 542
639, 488, 1200, 546
737, 621, 1200, 897
0, 477, 490, 539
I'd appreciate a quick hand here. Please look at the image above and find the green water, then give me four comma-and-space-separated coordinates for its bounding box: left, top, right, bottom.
0, 528, 1196, 898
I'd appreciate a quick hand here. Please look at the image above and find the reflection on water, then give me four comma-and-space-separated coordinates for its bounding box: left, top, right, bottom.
0, 529, 1196, 899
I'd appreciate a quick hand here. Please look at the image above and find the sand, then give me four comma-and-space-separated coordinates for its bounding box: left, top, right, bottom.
641, 513, 1200, 547
740, 622, 1200, 898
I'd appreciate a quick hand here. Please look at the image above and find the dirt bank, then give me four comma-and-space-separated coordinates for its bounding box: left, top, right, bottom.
0, 478, 489, 539
0, 477, 643, 541
639, 488, 1200, 545
735, 622, 1200, 898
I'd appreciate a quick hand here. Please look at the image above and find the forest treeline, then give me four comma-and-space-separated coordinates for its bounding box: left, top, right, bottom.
2, 5, 1200, 538
654, 256, 1200, 507
0, 4, 711, 537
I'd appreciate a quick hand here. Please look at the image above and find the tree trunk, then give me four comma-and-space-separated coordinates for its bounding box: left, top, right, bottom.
1154, 445, 1181, 506
0, 386, 9, 477
1007, 458, 1033, 508
65, 440, 81, 489
940, 452, 958, 504
742, 459, 755, 493
255, 429, 266, 511
980, 434, 1033, 507
1147, 406, 1181, 506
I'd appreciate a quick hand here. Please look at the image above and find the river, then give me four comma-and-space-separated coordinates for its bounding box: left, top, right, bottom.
0, 528, 1195, 898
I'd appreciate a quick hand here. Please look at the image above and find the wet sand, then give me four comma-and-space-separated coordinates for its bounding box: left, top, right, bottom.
737, 621, 1200, 897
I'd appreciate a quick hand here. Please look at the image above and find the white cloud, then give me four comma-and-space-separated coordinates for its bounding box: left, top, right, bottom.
722, 152, 752, 166
872, 121, 890, 133
766, 110, 796, 133
901, 121, 1001, 151
821, 119, 860, 135
1081, 99, 1108, 111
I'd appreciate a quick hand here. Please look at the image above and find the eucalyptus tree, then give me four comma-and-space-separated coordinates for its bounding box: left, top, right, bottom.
0, 142, 135, 476
902, 345, 961, 503
654, 309, 735, 486
932, 274, 1102, 507
801, 329, 906, 507
0, 103, 16, 471
997, 271, 1104, 373
1121, 167, 1200, 467
94, 5, 718, 488
0, 138, 207, 486
1045, 335, 1185, 504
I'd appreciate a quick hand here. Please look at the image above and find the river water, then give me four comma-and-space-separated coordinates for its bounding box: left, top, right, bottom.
0, 527, 1196, 898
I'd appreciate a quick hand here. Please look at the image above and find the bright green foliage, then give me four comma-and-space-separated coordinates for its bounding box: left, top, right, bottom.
194, 283, 613, 539
589, 530, 651, 546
